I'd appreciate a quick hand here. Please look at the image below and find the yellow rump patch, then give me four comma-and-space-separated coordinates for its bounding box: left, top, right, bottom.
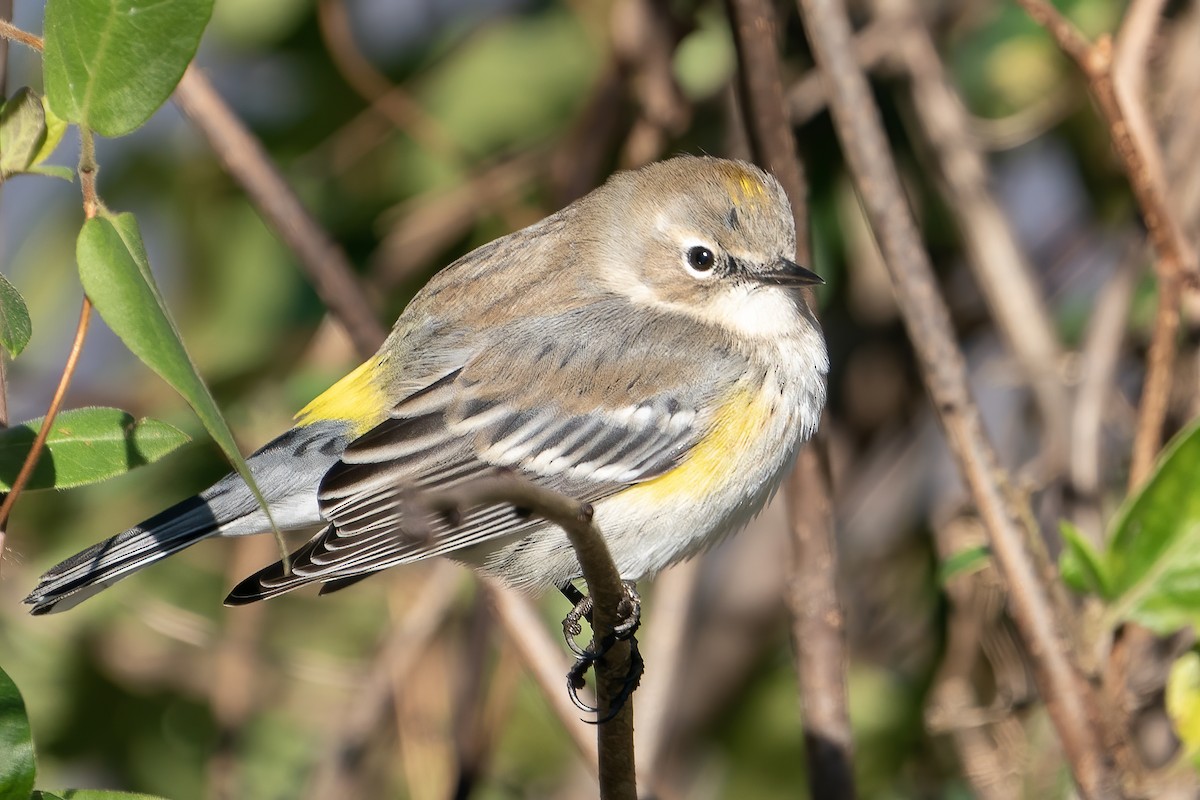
295, 356, 388, 437
625, 386, 772, 503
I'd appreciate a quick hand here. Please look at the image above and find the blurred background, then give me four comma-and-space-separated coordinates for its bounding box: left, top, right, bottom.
2, 0, 1198, 797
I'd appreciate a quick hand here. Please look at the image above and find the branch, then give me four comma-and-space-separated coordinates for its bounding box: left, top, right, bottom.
1013, 0, 1196, 489
0, 18, 42, 51
173, 65, 387, 359
785, 442, 856, 799
420, 475, 637, 799
724, 0, 810, 257
304, 562, 463, 800
794, 0, 1123, 796
876, 0, 1070, 476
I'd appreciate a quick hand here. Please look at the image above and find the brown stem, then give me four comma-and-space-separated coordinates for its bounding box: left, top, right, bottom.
794, 0, 1123, 796
724, 0, 810, 258
1012, 0, 1196, 489
786, 442, 856, 800
878, 0, 1070, 476
0, 297, 92, 530
173, 65, 387, 359
0, 18, 42, 51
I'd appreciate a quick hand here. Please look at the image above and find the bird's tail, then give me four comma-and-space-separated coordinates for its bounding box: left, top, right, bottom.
24, 421, 352, 615
24, 495, 227, 615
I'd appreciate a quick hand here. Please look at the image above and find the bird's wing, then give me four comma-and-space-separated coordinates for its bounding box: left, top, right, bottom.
228, 301, 747, 601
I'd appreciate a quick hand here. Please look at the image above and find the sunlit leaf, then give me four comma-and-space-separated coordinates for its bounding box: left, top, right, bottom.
1104, 419, 1200, 634
0, 273, 31, 358
43, 0, 214, 137
32, 98, 67, 167
27, 165, 74, 181
76, 213, 277, 536
1167, 651, 1200, 768
0, 665, 36, 800
0, 407, 189, 491
0, 87, 47, 175
1059, 520, 1111, 598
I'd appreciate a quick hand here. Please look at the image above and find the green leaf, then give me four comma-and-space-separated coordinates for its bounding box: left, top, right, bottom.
1104, 418, 1200, 634
43, 0, 214, 137
52, 792, 169, 800
0, 87, 47, 175
32, 793, 65, 800
937, 544, 991, 585
0, 273, 31, 358
1167, 651, 1200, 768
27, 165, 74, 182
0, 665, 36, 800
75, 214, 277, 536
1059, 520, 1111, 598
32, 97, 67, 167
0, 407, 189, 491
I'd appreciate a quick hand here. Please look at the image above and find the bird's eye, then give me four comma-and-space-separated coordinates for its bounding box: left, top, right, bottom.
686, 246, 715, 271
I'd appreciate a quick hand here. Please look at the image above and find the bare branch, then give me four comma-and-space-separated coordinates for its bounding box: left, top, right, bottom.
173, 66, 387, 359
794, 0, 1124, 795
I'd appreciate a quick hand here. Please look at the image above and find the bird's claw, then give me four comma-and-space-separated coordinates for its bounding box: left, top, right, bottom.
559, 580, 644, 722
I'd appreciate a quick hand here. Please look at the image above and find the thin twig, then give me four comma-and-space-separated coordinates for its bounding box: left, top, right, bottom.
878, 0, 1070, 476
1013, 0, 1196, 489
304, 562, 463, 800
0, 123, 103, 531
483, 582, 601, 770
0, 297, 91, 530
173, 65, 387, 359
794, 0, 1123, 796
0, 18, 42, 51
315, 0, 463, 164
632, 559, 699, 796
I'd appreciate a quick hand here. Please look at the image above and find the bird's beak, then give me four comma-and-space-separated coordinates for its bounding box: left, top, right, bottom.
752, 258, 825, 287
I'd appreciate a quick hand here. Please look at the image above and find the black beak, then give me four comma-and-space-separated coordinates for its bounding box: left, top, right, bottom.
753, 258, 824, 287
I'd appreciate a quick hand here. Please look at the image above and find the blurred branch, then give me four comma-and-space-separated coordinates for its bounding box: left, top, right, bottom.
724, 3, 854, 793
725, 0, 809, 254
786, 442, 856, 799
794, 0, 1124, 796
422, 475, 637, 799
484, 583, 601, 769
315, 0, 463, 164
173, 65, 387, 358
876, 0, 1070, 476
633, 559, 698, 796
787, 20, 899, 126
305, 562, 463, 800
927, 518, 1022, 800
1013, 0, 1197, 489
1071, 245, 1141, 544
611, 0, 690, 167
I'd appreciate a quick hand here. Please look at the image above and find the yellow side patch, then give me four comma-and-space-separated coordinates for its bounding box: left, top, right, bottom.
295, 356, 388, 436
625, 387, 772, 503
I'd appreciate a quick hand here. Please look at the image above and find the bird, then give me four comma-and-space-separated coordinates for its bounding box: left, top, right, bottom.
25, 155, 828, 616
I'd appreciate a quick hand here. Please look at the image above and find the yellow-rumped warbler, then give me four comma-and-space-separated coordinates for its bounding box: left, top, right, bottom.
25, 155, 827, 615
